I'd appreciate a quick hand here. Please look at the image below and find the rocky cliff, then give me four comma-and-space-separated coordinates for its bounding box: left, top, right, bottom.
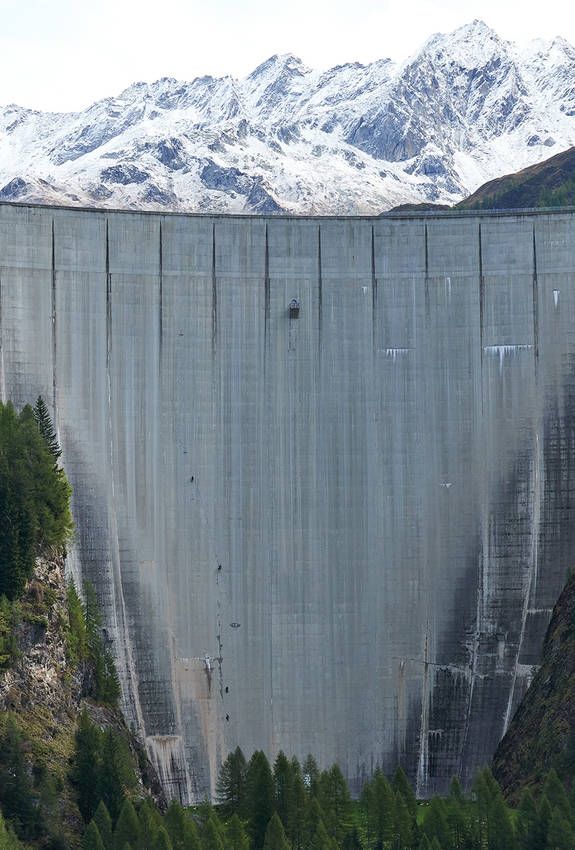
493, 568, 575, 802
0, 553, 164, 844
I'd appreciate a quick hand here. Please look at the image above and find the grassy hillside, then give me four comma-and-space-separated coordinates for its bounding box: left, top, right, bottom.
458, 146, 575, 210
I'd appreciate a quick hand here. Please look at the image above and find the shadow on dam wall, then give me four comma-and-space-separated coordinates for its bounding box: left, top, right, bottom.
1, 201, 575, 801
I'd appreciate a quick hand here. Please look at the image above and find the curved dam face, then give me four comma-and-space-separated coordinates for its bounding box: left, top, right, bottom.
1, 202, 575, 801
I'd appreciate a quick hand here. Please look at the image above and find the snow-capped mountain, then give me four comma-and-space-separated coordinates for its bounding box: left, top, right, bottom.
2, 20, 575, 215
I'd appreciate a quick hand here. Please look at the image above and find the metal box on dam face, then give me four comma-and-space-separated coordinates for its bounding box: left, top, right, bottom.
1, 201, 575, 802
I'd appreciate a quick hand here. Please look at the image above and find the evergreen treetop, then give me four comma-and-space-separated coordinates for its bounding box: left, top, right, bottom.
32, 396, 62, 461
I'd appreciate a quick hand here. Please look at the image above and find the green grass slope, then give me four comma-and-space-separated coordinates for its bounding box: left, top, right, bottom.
458, 146, 575, 210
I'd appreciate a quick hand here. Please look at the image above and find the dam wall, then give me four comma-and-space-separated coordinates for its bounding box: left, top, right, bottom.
1, 202, 575, 800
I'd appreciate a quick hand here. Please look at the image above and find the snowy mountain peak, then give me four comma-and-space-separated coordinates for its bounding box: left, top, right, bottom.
419, 19, 508, 69
1, 21, 575, 215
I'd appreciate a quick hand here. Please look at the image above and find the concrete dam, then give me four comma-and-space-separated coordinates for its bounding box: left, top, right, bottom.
1, 201, 575, 802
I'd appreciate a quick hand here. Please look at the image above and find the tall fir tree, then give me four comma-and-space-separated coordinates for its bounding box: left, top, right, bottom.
273, 751, 293, 832
83, 821, 106, 850
546, 807, 575, 850
151, 827, 173, 850
216, 747, 247, 819
0, 715, 38, 840
32, 396, 62, 460
201, 815, 225, 850
245, 751, 275, 850
113, 800, 139, 850
373, 768, 395, 847
392, 766, 418, 821
225, 814, 250, 850
543, 769, 572, 823
263, 813, 290, 850
73, 709, 103, 823
164, 800, 200, 850
93, 801, 113, 850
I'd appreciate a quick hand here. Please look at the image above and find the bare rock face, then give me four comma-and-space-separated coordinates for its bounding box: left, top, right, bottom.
493, 569, 575, 802
0, 555, 81, 719
0, 554, 166, 812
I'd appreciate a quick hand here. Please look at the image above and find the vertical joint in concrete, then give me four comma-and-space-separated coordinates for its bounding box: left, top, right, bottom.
532, 224, 539, 375
264, 224, 270, 354
158, 221, 163, 360
424, 225, 430, 321
317, 225, 322, 356
211, 222, 217, 357
371, 225, 377, 353
105, 219, 111, 372
478, 223, 484, 414
51, 218, 57, 415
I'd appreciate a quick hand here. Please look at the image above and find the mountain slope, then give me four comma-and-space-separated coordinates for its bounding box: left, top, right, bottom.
493, 567, 575, 802
457, 144, 575, 209
2, 21, 575, 214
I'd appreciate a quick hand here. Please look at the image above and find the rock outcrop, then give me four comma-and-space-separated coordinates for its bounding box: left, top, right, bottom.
493, 569, 575, 802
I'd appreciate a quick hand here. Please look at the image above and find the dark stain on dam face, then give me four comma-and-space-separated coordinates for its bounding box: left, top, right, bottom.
1, 202, 575, 803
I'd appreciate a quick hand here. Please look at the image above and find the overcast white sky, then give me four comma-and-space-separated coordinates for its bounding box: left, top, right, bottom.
1, 0, 574, 112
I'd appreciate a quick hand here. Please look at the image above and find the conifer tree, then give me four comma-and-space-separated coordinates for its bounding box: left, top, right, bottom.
113, 800, 140, 850
273, 751, 293, 832
422, 796, 450, 848
341, 826, 362, 850
486, 793, 514, 850
303, 798, 327, 848
151, 826, 173, 850
84, 581, 121, 706
394, 792, 414, 850
164, 800, 201, 850
19, 402, 73, 550
448, 776, 465, 805
0, 809, 20, 850
546, 807, 575, 850
245, 751, 275, 850
73, 709, 103, 823
0, 715, 38, 840
216, 747, 247, 819
32, 396, 62, 460
83, 821, 106, 850
93, 801, 113, 850
287, 757, 306, 849
538, 796, 553, 850
263, 813, 290, 850
373, 768, 395, 847
446, 795, 468, 850
392, 766, 418, 821
225, 814, 250, 850
202, 816, 225, 850
66, 581, 88, 665
359, 778, 377, 850
516, 790, 540, 850
137, 798, 162, 848
98, 729, 136, 823
318, 765, 353, 845
309, 819, 332, 850
543, 769, 572, 822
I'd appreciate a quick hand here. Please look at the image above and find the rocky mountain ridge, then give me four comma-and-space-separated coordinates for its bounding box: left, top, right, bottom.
2, 20, 575, 214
